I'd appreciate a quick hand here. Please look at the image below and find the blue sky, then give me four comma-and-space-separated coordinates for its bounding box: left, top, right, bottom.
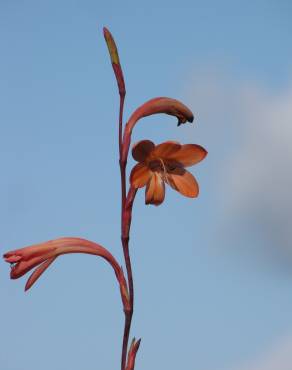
1, 1, 292, 370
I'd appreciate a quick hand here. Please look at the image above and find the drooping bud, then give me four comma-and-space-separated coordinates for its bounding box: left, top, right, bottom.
127, 97, 194, 128
122, 97, 194, 162
103, 27, 126, 96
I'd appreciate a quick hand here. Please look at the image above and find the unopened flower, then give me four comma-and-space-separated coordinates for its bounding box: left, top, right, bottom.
3, 237, 130, 311
103, 27, 126, 96
122, 97, 194, 162
126, 97, 194, 128
130, 140, 207, 206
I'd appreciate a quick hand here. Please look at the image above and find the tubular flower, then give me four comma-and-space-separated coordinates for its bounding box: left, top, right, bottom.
122, 97, 194, 162
3, 237, 130, 311
125, 97, 194, 130
130, 140, 207, 206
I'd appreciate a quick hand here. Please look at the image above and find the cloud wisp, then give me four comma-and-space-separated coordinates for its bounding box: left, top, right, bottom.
234, 335, 292, 370
184, 71, 292, 264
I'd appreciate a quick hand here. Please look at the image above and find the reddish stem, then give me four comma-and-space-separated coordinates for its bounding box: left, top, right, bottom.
118, 91, 138, 370
121, 312, 132, 370
121, 187, 137, 370
122, 187, 137, 304
119, 93, 126, 207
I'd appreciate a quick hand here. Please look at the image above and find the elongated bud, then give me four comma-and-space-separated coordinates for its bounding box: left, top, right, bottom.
103, 27, 126, 96
126, 338, 141, 370
122, 97, 194, 162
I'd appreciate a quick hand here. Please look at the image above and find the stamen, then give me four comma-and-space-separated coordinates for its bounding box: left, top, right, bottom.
158, 158, 169, 184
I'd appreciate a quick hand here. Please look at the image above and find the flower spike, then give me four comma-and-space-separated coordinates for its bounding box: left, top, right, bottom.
2, 28, 208, 370
103, 27, 126, 96
3, 237, 130, 311
122, 97, 194, 162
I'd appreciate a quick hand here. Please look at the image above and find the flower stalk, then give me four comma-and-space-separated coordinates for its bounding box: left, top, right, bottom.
3, 27, 207, 370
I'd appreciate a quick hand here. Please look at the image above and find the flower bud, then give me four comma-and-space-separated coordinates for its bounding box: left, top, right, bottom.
122, 97, 194, 162
103, 27, 126, 96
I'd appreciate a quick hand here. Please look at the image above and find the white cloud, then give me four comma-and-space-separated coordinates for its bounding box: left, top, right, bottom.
234, 336, 292, 370
227, 85, 292, 257
184, 71, 292, 262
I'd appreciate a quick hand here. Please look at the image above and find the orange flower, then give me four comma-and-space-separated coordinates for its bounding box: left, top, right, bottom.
3, 237, 130, 311
130, 140, 207, 206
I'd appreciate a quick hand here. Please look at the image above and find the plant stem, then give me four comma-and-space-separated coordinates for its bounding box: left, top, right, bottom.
118, 92, 134, 370
119, 93, 126, 207
118, 85, 139, 369
121, 310, 133, 370
121, 186, 137, 370
121, 235, 133, 370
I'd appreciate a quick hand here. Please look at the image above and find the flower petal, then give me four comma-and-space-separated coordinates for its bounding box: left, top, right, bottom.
167, 169, 199, 198
130, 163, 151, 188
25, 257, 57, 291
169, 144, 207, 167
145, 173, 165, 206
132, 140, 155, 162
4, 244, 57, 262
152, 141, 181, 159
10, 251, 56, 279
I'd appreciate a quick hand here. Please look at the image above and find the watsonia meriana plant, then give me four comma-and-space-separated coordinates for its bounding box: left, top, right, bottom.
3, 27, 207, 370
